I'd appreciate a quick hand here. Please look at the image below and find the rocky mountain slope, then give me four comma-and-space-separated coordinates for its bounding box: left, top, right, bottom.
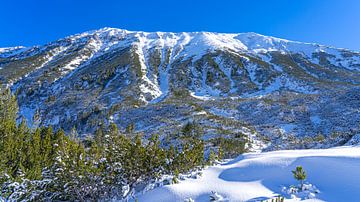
1, 28, 359, 149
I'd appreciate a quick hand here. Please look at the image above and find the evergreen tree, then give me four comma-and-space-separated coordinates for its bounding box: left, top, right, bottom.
181, 121, 203, 139
208, 149, 218, 165
292, 166, 307, 188
125, 123, 135, 134
145, 134, 166, 180
0, 89, 214, 201
94, 124, 106, 146
41, 126, 54, 168
0, 88, 18, 124
69, 126, 79, 142
218, 142, 224, 160
123, 134, 146, 198
172, 168, 179, 184
27, 128, 42, 179
166, 144, 176, 173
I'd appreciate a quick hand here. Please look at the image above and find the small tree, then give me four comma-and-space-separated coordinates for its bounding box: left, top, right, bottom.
207, 149, 217, 165
292, 166, 306, 188
125, 123, 135, 134
217, 143, 224, 160
172, 168, 179, 184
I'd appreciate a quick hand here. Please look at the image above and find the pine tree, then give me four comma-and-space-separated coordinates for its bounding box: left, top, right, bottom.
0, 90, 17, 154
292, 166, 307, 188
208, 149, 217, 165
49, 129, 70, 200
166, 144, 176, 172
41, 126, 54, 168
0, 88, 18, 124
172, 168, 179, 184
69, 126, 79, 142
94, 125, 106, 146
194, 140, 205, 167
125, 123, 135, 134
27, 128, 42, 179
181, 121, 203, 139
218, 142, 224, 160
102, 123, 128, 199
124, 134, 146, 197
145, 134, 166, 180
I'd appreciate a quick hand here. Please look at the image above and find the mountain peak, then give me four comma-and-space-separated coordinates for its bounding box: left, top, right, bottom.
0, 26, 359, 145
55, 27, 355, 59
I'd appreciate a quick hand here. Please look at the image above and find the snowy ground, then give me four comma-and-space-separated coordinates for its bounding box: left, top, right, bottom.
137, 146, 360, 202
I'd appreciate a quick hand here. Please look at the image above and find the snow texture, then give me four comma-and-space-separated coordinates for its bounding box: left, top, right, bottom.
137, 146, 360, 202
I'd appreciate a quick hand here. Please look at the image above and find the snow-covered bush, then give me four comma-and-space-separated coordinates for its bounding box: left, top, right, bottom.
210, 191, 228, 201
282, 183, 320, 200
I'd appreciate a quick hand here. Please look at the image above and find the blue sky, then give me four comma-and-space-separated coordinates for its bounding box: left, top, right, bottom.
1, 0, 360, 51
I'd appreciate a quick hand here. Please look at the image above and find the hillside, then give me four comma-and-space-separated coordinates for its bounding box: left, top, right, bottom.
0, 28, 359, 149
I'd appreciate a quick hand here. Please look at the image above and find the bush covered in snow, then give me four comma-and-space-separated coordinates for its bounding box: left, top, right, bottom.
282, 183, 320, 200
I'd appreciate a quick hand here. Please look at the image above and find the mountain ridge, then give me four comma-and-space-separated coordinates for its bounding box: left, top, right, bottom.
1, 27, 359, 150
3, 27, 359, 52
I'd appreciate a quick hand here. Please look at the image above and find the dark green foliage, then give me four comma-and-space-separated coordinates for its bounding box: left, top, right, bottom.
0, 89, 212, 201
292, 166, 307, 188
207, 149, 218, 165
125, 122, 135, 134
212, 137, 248, 159
181, 121, 204, 140
172, 168, 179, 184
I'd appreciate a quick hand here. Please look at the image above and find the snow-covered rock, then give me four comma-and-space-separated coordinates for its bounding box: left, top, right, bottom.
346, 133, 360, 145
282, 183, 320, 201
209, 191, 228, 201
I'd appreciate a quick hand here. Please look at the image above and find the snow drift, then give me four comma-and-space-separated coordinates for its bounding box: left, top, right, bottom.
137, 146, 360, 201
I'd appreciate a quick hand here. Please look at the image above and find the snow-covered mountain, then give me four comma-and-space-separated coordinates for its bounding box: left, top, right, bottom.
1, 27, 359, 149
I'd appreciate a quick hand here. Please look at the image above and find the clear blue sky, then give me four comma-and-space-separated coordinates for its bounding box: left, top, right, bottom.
1, 0, 360, 51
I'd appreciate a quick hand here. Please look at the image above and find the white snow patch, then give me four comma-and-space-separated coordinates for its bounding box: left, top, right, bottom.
60, 38, 102, 75
279, 123, 296, 134
189, 91, 215, 101
0, 46, 26, 54
209, 107, 236, 119
242, 76, 317, 98
19, 106, 36, 126
34, 46, 69, 72
138, 146, 360, 202
310, 115, 322, 126
193, 111, 207, 116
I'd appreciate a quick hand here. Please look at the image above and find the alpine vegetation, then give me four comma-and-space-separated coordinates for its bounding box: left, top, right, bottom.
0, 89, 221, 201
